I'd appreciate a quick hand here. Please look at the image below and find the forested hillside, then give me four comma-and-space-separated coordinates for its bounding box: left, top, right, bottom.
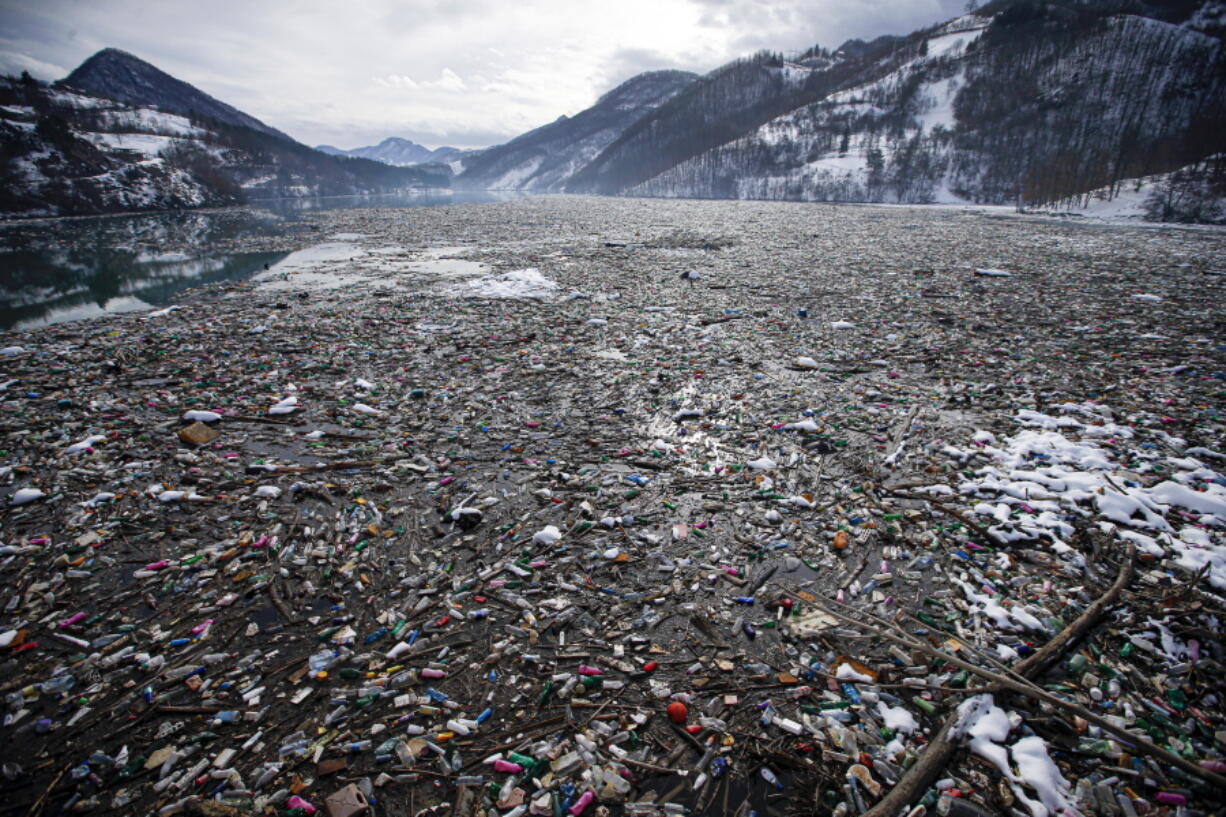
609, 2, 1225, 213
469, 0, 1226, 220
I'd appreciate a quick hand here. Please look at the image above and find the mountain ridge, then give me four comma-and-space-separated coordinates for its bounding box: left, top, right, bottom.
315, 137, 467, 167
5, 1, 1225, 220
453, 69, 699, 191
513, 0, 1224, 218
60, 48, 296, 143
0, 54, 448, 217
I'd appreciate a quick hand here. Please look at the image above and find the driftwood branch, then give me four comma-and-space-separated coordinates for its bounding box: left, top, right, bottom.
859, 544, 1138, 817
255, 453, 425, 479
886, 489, 1005, 546
818, 543, 1224, 816
1011, 548, 1135, 679
267, 580, 297, 623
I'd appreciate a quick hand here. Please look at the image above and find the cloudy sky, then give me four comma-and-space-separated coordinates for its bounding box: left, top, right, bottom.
0, 0, 968, 149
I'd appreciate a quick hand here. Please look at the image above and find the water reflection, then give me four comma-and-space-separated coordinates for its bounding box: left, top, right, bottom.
260, 189, 510, 213
0, 248, 287, 331
0, 190, 522, 331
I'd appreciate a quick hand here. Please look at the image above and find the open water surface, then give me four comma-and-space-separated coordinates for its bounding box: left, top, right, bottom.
0, 190, 515, 330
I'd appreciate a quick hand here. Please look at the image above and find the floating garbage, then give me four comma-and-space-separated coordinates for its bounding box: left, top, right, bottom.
0, 196, 1223, 817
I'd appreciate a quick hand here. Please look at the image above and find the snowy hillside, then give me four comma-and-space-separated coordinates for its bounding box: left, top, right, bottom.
627, 16, 989, 203
0, 63, 447, 217
616, 4, 1224, 208
437, 0, 1222, 221
453, 70, 697, 192
0, 80, 238, 217
62, 48, 295, 142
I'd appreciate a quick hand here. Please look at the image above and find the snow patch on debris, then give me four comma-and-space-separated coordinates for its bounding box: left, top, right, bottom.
835, 662, 873, 682
876, 702, 919, 734
929, 404, 1226, 588
954, 695, 1079, 817
1010, 736, 1080, 817
442, 268, 561, 301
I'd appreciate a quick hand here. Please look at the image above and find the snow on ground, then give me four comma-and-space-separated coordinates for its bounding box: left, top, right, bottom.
776, 63, 815, 85
1046, 177, 1162, 220
1027, 162, 1226, 223
927, 28, 984, 58
45, 89, 112, 109
931, 180, 969, 204
441, 268, 560, 301
931, 404, 1226, 588
490, 156, 544, 190
93, 108, 202, 137
931, 13, 990, 36
915, 74, 960, 131
806, 154, 869, 173
85, 132, 180, 157
954, 694, 1079, 817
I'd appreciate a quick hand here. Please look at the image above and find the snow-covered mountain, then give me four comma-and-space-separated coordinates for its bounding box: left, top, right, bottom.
62, 48, 295, 143
453, 70, 698, 191
6, 1, 1223, 219
316, 137, 468, 167
478, 0, 1226, 218
610, 4, 1224, 207
0, 54, 448, 217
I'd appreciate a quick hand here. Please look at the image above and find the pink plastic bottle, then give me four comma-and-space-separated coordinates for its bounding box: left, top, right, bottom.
286, 795, 317, 814
568, 791, 594, 816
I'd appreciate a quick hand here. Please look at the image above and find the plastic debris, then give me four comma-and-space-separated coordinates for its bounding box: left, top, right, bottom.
0, 196, 1224, 817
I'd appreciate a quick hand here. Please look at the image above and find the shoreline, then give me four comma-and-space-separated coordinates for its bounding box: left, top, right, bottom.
5, 189, 1225, 232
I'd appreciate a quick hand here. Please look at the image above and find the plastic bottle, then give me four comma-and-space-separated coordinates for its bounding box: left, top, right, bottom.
308, 650, 338, 673
286, 795, 317, 814
568, 791, 595, 815
41, 675, 75, 695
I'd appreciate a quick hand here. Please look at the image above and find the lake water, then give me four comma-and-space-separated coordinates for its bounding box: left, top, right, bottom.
0, 190, 516, 331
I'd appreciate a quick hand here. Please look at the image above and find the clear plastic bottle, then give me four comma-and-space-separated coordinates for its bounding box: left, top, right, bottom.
41, 675, 76, 695
308, 649, 338, 673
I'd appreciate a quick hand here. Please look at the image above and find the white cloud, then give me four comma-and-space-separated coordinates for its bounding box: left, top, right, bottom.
0, 36, 69, 79
374, 74, 420, 90
0, 0, 967, 149
433, 68, 466, 92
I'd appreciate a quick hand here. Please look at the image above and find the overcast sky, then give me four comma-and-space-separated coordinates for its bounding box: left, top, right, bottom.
0, 0, 968, 149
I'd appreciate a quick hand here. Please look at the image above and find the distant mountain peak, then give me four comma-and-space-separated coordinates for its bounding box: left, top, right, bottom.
84, 47, 140, 63
311, 138, 467, 167
60, 47, 295, 143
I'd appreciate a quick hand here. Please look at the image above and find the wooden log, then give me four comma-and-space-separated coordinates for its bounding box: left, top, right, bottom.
849, 543, 1222, 817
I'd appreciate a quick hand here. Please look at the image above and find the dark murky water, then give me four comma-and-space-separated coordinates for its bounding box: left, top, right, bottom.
0, 190, 516, 331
